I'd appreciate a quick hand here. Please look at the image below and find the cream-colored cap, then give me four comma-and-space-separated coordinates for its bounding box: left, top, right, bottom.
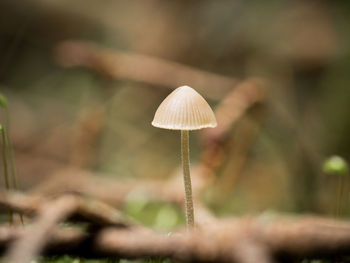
152, 86, 217, 130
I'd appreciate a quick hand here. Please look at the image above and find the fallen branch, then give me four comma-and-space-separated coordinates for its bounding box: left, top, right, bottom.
0, 215, 350, 262
1, 193, 131, 263
54, 40, 238, 100
0, 192, 131, 227
4, 195, 79, 263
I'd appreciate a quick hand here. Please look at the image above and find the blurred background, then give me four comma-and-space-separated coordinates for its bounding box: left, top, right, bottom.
0, 0, 350, 231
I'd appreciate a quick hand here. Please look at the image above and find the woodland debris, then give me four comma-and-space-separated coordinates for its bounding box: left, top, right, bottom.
0, 196, 349, 263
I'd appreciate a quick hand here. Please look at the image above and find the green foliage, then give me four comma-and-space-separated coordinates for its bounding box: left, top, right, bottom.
323, 155, 349, 176
0, 93, 7, 109
123, 193, 184, 230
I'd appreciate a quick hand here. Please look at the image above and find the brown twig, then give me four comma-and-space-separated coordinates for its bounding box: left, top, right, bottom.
4, 195, 79, 263
201, 78, 265, 145
28, 168, 218, 226
1, 193, 131, 263
198, 78, 266, 190
0, 192, 131, 227
54, 40, 238, 100
31, 168, 186, 205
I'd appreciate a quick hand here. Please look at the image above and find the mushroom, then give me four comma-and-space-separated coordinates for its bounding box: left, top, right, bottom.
152, 85, 217, 227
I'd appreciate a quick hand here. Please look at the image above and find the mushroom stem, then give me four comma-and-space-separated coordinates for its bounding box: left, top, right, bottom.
181, 130, 194, 228
0, 127, 13, 225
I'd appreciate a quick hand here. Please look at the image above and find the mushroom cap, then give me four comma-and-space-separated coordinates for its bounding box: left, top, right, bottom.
152, 86, 217, 130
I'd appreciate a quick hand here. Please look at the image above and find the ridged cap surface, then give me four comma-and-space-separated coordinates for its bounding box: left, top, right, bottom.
152, 86, 217, 130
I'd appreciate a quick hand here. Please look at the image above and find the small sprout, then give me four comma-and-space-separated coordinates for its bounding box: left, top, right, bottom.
323, 155, 349, 217
323, 155, 348, 176
152, 86, 217, 228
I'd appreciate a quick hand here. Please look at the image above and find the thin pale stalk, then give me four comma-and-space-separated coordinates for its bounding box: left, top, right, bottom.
335, 175, 345, 218
338, 176, 346, 217
181, 130, 194, 228
4, 111, 23, 224
1, 127, 13, 224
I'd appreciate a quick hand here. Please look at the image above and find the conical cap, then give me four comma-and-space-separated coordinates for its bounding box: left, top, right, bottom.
152, 86, 217, 130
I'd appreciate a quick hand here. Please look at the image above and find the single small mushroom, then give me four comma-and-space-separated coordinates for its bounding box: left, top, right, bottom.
152, 85, 217, 227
